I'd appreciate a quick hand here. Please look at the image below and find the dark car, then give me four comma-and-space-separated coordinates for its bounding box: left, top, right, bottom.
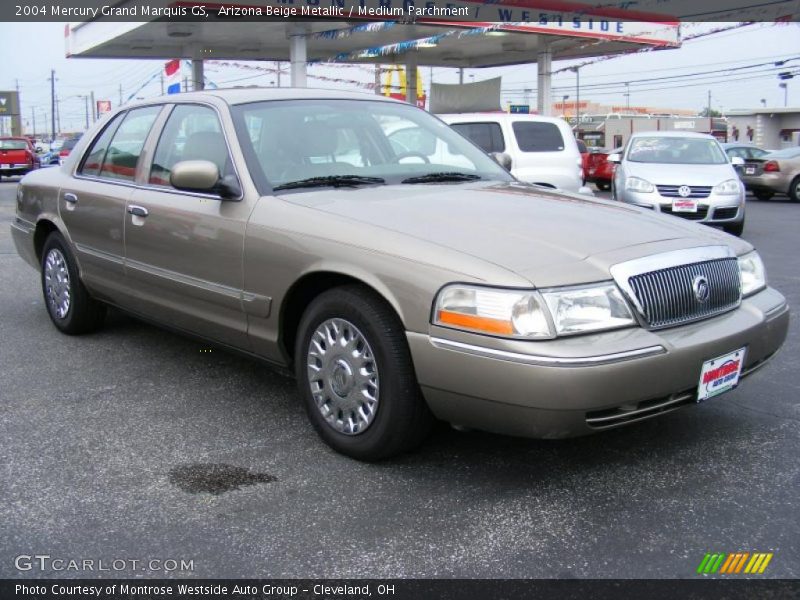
58, 136, 83, 165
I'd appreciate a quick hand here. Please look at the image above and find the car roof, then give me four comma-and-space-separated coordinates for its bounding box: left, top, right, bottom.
439, 112, 569, 126
126, 87, 400, 108
629, 131, 715, 139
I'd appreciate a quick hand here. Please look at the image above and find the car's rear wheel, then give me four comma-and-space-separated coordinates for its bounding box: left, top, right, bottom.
41, 232, 106, 334
723, 219, 745, 237
294, 285, 433, 461
789, 177, 800, 203
596, 181, 610, 191
753, 190, 773, 201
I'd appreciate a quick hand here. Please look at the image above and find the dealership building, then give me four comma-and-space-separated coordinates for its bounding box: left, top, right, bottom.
725, 107, 800, 150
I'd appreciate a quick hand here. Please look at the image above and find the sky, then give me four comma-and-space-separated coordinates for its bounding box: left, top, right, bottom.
0, 20, 798, 134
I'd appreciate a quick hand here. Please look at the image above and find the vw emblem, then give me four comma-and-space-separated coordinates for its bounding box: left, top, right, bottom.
678, 185, 692, 198
693, 275, 711, 303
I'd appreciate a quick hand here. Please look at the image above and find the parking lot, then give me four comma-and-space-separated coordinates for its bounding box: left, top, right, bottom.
1, 177, 798, 579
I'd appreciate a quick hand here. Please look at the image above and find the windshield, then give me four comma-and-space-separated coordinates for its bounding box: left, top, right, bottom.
231, 99, 513, 192
627, 137, 728, 165
0, 139, 28, 150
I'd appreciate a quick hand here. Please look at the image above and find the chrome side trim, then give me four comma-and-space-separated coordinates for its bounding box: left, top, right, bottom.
74, 243, 124, 265
429, 337, 666, 367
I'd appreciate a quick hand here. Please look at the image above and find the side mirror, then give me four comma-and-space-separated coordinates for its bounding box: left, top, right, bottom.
170, 160, 241, 199
607, 153, 622, 164
730, 156, 745, 166
490, 152, 513, 171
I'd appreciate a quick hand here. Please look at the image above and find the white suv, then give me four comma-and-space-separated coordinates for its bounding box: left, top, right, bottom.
439, 113, 591, 195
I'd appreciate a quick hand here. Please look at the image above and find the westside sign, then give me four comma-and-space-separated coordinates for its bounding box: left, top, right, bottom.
698, 348, 746, 401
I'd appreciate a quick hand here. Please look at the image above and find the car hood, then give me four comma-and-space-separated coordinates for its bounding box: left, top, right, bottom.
625, 162, 737, 186
284, 182, 749, 287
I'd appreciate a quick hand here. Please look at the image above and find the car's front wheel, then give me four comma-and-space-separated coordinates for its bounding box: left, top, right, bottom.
41, 232, 106, 334
294, 285, 433, 461
790, 177, 800, 203
753, 190, 773, 201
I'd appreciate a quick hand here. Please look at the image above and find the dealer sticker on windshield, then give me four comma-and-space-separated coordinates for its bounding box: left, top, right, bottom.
672, 199, 698, 213
697, 348, 746, 402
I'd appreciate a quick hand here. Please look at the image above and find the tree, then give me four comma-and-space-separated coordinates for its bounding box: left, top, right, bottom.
699, 107, 722, 117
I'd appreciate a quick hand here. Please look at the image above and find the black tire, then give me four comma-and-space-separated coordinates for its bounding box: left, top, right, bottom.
610, 181, 617, 201
41, 231, 106, 334
294, 285, 433, 461
789, 177, 800, 203
723, 219, 745, 237
753, 190, 773, 201
596, 181, 610, 191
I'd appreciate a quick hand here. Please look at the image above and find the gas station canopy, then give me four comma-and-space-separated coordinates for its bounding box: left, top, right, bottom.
64, 1, 681, 114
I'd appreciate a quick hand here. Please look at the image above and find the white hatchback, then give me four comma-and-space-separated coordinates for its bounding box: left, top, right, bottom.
439, 112, 591, 195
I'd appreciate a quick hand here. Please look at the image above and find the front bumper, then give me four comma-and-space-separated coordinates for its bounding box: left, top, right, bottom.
408, 287, 789, 438
0, 164, 34, 176
619, 188, 744, 224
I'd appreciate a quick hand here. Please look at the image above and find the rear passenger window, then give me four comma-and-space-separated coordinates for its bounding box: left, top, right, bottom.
450, 122, 505, 153
99, 106, 161, 182
79, 114, 124, 177
512, 122, 565, 152
149, 104, 232, 187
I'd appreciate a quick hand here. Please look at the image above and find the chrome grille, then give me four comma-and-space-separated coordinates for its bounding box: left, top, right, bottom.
628, 258, 741, 329
656, 185, 712, 198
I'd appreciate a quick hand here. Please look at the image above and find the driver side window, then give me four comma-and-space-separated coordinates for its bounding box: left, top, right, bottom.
149, 104, 233, 188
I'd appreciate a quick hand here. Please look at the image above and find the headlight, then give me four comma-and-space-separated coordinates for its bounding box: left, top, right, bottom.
738, 251, 766, 297
433, 285, 552, 339
433, 283, 636, 339
713, 179, 741, 195
541, 283, 636, 336
625, 176, 655, 193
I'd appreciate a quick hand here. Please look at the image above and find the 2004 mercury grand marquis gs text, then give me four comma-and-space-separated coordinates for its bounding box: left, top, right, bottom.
11, 89, 790, 460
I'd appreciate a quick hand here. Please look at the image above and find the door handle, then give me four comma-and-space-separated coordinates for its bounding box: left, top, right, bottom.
63, 193, 78, 204
127, 205, 149, 218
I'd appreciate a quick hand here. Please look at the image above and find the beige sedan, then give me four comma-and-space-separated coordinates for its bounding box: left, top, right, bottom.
11, 89, 790, 460
741, 147, 800, 201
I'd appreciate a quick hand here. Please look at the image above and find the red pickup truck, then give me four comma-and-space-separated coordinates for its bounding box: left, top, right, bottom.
0, 137, 40, 180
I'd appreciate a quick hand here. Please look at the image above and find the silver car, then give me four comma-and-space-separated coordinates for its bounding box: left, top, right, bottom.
610, 132, 746, 236
11, 89, 789, 461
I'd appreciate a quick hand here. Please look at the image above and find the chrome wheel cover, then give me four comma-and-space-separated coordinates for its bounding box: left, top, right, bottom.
44, 248, 71, 320
306, 318, 379, 435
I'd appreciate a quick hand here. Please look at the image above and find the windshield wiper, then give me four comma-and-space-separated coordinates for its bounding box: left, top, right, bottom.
273, 175, 385, 191
401, 172, 482, 184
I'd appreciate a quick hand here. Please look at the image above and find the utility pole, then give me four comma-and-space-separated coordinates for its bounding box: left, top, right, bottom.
276, 61, 281, 87
55, 96, 61, 134
118, 84, 123, 106
183, 76, 189, 92
30, 107, 36, 137
80, 95, 89, 129
624, 82, 630, 110
49, 69, 56, 142
90, 90, 96, 122
707, 89, 713, 134
571, 66, 581, 129
374, 64, 381, 96
459, 68, 464, 85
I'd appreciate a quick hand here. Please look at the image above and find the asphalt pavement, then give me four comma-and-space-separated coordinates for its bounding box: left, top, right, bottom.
1, 177, 798, 579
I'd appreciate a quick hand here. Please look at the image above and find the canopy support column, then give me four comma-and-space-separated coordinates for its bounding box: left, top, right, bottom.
288, 23, 310, 88
191, 59, 204, 91
406, 53, 418, 106
537, 42, 553, 116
